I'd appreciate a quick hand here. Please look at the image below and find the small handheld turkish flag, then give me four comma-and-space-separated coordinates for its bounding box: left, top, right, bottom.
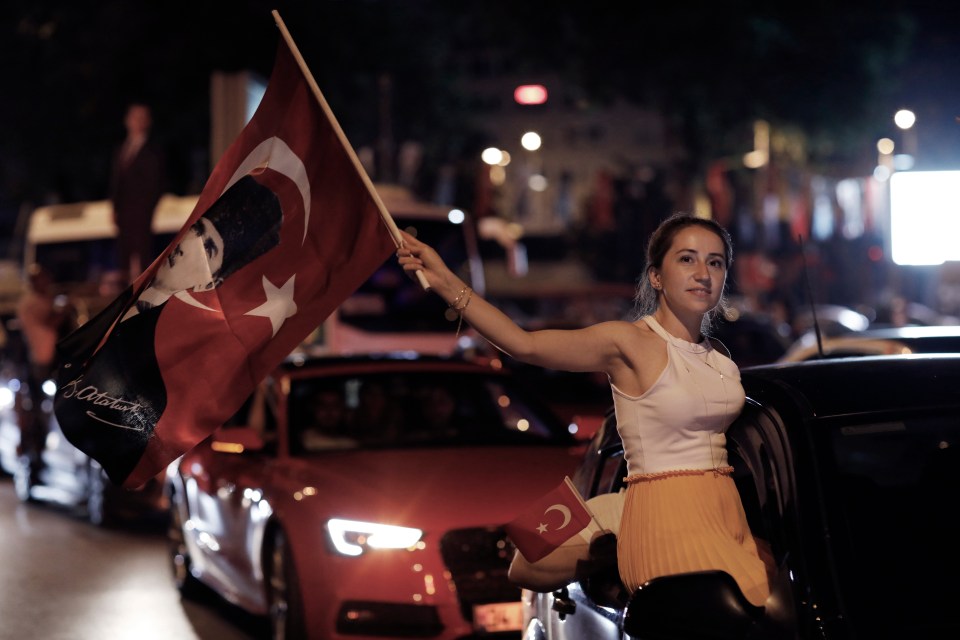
504, 476, 595, 563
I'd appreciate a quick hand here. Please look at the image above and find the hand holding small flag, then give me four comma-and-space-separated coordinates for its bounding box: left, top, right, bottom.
504, 476, 596, 563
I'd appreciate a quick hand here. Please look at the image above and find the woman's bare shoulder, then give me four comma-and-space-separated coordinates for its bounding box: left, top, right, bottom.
591, 318, 663, 353
604, 318, 667, 393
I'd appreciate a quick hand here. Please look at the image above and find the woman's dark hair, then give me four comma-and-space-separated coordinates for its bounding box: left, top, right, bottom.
632, 212, 734, 334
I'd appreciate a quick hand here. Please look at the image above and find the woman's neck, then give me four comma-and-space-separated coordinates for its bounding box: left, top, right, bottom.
652, 308, 703, 343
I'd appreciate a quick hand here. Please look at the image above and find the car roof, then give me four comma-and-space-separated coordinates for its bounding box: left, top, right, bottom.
743, 353, 960, 419
276, 352, 503, 377
779, 325, 960, 362
856, 324, 960, 340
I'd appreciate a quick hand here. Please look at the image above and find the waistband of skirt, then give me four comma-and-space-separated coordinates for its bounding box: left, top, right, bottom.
624, 466, 734, 484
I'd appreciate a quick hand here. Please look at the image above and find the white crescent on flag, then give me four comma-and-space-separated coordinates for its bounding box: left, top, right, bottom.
544, 504, 573, 530
223, 136, 312, 243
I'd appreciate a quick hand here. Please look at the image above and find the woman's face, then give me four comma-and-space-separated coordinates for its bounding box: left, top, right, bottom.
152, 218, 225, 293
652, 225, 727, 316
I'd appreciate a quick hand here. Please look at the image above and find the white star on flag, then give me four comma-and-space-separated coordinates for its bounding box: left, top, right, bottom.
246, 274, 297, 336
537, 522, 548, 534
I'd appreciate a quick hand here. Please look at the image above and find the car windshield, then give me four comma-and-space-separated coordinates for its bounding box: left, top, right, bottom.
287, 369, 573, 452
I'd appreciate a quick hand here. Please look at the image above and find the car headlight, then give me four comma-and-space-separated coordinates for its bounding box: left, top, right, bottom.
326, 518, 423, 556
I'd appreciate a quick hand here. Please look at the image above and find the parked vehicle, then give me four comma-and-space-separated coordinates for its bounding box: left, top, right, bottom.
779, 324, 960, 362
165, 353, 584, 639
712, 312, 793, 367
0, 371, 168, 526
472, 350, 612, 441
791, 304, 870, 338
522, 354, 960, 639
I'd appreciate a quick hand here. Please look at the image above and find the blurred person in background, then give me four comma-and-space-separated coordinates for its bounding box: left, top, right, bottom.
109, 102, 166, 283
302, 387, 354, 450
15, 264, 76, 475
398, 212, 774, 607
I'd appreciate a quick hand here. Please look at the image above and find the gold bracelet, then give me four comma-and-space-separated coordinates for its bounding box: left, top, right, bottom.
455, 288, 473, 338
456, 288, 473, 311
449, 285, 469, 308
445, 285, 470, 322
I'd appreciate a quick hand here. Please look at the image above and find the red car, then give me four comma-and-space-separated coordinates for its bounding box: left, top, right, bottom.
166, 354, 584, 639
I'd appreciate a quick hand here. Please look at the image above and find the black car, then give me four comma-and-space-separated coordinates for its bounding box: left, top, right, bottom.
522, 354, 960, 639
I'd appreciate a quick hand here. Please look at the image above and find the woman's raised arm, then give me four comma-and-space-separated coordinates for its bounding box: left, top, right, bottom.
396, 230, 628, 374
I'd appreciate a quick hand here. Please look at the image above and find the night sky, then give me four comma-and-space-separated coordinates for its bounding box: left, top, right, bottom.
1, 1, 958, 244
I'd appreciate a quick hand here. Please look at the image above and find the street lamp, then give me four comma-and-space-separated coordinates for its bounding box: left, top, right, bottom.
874, 137, 895, 181
520, 131, 542, 151
894, 109, 916, 130
894, 109, 917, 169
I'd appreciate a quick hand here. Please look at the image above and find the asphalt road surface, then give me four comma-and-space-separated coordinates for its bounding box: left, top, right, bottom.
0, 476, 262, 640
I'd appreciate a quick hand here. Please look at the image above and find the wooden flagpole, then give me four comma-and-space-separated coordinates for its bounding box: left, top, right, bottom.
563, 475, 602, 529
271, 10, 431, 290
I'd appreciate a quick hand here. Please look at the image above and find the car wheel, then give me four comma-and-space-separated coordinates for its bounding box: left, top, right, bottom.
86, 462, 113, 527
13, 455, 36, 502
266, 528, 306, 640
167, 494, 201, 598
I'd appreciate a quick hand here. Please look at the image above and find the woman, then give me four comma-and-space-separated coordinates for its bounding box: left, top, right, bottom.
397, 212, 772, 607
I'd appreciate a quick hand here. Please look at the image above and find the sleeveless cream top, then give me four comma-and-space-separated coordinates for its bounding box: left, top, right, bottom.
612, 316, 746, 477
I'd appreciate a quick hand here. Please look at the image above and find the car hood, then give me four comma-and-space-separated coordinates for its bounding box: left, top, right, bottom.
270, 445, 583, 529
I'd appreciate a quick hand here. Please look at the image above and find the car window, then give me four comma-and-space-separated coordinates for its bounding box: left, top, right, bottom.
821, 411, 960, 636
287, 370, 572, 453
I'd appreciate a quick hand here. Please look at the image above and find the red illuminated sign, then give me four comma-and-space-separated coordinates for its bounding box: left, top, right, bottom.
514, 85, 548, 105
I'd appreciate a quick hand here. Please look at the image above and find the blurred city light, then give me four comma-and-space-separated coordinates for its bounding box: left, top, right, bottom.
743, 149, 768, 169
743, 120, 770, 168
873, 165, 892, 181
893, 109, 918, 161
528, 174, 548, 192
894, 109, 916, 129
481, 147, 503, 165
876, 138, 895, 154
890, 170, 960, 265
520, 131, 542, 151
513, 84, 548, 105
893, 154, 915, 171
447, 208, 466, 224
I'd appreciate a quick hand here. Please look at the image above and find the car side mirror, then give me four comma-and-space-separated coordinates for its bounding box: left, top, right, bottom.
210, 426, 265, 454
623, 570, 766, 639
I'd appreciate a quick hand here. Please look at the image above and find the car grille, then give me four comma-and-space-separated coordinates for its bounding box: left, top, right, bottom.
438, 526, 519, 621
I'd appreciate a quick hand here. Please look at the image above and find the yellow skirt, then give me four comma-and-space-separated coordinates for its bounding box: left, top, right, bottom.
617, 469, 772, 607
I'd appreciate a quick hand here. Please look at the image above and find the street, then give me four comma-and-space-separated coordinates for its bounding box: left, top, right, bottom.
0, 476, 261, 640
